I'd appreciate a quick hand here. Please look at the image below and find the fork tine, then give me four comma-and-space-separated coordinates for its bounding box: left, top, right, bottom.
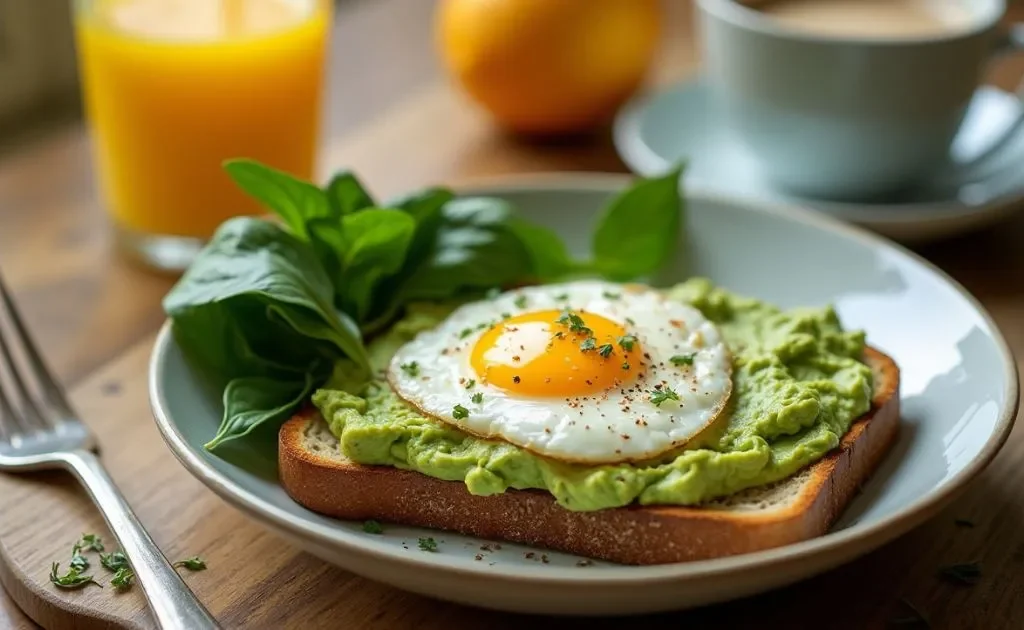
0, 272, 73, 426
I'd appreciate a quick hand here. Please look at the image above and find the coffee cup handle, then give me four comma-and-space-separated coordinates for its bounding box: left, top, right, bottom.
950, 24, 1024, 181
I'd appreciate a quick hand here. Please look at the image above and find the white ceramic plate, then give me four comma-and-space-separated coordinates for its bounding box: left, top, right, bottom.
613, 78, 1024, 243
149, 174, 1018, 616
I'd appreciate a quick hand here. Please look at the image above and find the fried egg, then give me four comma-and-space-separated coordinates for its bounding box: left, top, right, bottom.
386, 281, 732, 464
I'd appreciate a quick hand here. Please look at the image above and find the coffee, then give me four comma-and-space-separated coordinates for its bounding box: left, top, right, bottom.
749, 0, 971, 38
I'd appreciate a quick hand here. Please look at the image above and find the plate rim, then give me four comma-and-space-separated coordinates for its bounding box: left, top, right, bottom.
148, 172, 1019, 586
613, 78, 1024, 224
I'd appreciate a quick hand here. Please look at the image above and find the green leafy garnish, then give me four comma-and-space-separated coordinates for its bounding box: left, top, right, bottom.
553, 293, 569, 301
459, 328, 473, 339
579, 337, 596, 352
173, 556, 208, 571
938, 562, 981, 585
589, 165, 685, 280
400, 361, 419, 377
471, 392, 484, 404
163, 160, 685, 473
622, 361, 630, 370
100, 551, 130, 572
50, 562, 101, 590
70, 553, 89, 572
556, 310, 591, 335
598, 343, 614, 358
649, 388, 680, 406
514, 295, 528, 309
418, 537, 438, 552
602, 291, 620, 300
111, 567, 134, 590
452, 405, 469, 420
464, 379, 476, 389
362, 520, 384, 534
670, 353, 696, 366
73, 534, 105, 554
617, 335, 637, 351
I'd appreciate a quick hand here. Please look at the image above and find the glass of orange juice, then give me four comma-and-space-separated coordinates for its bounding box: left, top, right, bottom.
74, 0, 331, 271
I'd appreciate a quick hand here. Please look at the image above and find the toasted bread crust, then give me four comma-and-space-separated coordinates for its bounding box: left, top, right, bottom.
279, 347, 899, 565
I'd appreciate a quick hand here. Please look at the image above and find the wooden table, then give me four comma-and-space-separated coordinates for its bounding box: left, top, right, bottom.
1, 1, 1023, 627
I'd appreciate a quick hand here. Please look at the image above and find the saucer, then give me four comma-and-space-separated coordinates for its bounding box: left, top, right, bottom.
613, 77, 1024, 243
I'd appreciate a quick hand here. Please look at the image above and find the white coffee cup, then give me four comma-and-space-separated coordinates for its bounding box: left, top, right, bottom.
697, 0, 1024, 200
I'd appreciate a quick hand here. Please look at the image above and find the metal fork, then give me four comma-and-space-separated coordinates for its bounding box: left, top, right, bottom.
0, 273, 219, 629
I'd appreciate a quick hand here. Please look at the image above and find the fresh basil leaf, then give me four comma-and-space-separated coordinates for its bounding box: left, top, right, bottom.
506, 217, 572, 279
164, 217, 369, 375
326, 171, 375, 216
205, 374, 315, 478
388, 186, 455, 222
589, 165, 685, 281
223, 159, 331, 238
336, 209, 416, 321
397, 197, 535, 301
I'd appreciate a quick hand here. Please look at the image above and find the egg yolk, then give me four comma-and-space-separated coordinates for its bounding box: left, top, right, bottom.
470, 309, 641, 397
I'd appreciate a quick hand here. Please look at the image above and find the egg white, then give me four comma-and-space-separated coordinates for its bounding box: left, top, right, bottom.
386, 281, 733, 464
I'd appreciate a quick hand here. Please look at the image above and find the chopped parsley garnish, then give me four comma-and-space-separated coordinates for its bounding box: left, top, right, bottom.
553, 293, 569, 301
362, 520, 383, 534
464, 379, 476, 389
452, 404, 469, 419
471, 392, 484, 404
99, 551, 129, 572
579, 337, 597, 352
459, 328, 473, 339
938, 562, 982, 585
73, 533, 104, 555
556, 310, 590, 334
602, 291, 620, 300
514, 295, 528, 309
622, 361, 630, 370
670, 353, 696, 366
49, 562, 100, 590
554, 331, 565, 339
418, 537, 438, 552
400, 361, 419, 377
173, 556, 207, 572
598, 343, 614, 358
649, 388, 680, 406
70, 553, 89, 572
111, 567, 134, 590
625, 317, 635, 326
501, 312, 511, 320
617, 335, 637, 351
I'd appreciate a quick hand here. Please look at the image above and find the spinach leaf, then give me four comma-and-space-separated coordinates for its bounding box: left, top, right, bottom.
335, 209, 416, 321
205, 374, 315, 478
223, 159, 331, 238
396, 197, 536, 301
326, 171, 375, 216
506, 217, 572, 279
164, 216, 369, 374
589, 165, 685, 280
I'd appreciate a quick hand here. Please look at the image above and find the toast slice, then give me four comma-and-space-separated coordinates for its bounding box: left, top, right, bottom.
279, 347, 899, 565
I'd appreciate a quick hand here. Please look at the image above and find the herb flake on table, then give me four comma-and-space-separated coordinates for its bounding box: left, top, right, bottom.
173, 556, 207, 571
111, 567, 135, 590
100, 551, 130, 572
49, 562, 101, 590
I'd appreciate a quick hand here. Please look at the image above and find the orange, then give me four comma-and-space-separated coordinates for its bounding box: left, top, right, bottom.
436, 0, 661, 135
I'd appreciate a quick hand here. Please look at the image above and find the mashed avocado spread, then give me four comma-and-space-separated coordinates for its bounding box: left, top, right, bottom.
312, 278, 873, 512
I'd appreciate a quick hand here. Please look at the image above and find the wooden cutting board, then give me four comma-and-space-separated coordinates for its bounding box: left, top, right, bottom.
0, 335, 1022, 629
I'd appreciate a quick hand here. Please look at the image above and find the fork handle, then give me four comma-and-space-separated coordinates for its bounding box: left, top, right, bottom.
61, 449, 220, 629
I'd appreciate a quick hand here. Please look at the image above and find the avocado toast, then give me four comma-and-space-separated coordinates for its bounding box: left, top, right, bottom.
162, 160, 900, 566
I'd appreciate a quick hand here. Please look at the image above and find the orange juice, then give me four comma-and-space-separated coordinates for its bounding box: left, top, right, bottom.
75, 0, 329, 248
